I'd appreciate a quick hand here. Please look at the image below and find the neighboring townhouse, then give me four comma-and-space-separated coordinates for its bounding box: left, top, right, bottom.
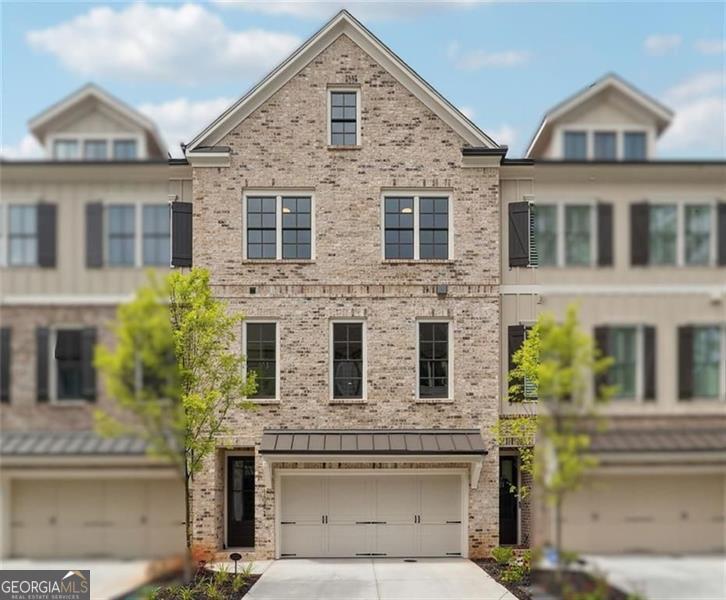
181, 11, 520, 560
0, 84, 192, 559
503, 74, 726, 554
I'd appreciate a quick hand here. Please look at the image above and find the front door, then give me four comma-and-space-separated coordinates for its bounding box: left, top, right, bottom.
499, 456, 519, 545
227, 456, 255, 547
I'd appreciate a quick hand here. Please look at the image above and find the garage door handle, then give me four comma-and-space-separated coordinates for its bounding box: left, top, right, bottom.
281, 521, 296, 525
446, 520, 461, 524
371, 521, 387, 524
355, 521, 371, 524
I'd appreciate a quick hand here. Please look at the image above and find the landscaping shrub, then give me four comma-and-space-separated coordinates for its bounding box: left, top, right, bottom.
490, 546, 515, 565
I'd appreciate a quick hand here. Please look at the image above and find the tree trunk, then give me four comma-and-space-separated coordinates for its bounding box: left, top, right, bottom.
183, 457, 193, 582
554, 494, 563, 585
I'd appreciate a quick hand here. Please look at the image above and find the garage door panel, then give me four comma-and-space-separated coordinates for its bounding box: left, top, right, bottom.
328, 477, 371, 523
375, 478, 418, 523
281, 477, 325, 523
420, 523, 461, 556
327, 524, 370, 556
420, 476, 461, 522
375, 524, 417, 556
280, 524, 325, 557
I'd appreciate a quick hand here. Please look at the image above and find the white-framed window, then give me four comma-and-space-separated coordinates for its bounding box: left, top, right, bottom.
564, 205, 593, 266
608, 326, 639, 399
243, 321, 279, 401
143, 204, 170, 266
242, 193, 314, 261
683, 204, 714, 266
330, 320, 367, 401
53, 139, 79, 160
534, 202, 596, 267
691, 325, 724, 400
83, 139, 108, 160
113, 139, 138, 160
328, 88, 361, 146
106, 204, 136, 266
563, 131, 587, 160
561, 129, 650, 161
416, 320, 452, 401
8, 204, 38, 266
593, 131, 617, 161
382, 194, 452, 260
50, 326, 87, 403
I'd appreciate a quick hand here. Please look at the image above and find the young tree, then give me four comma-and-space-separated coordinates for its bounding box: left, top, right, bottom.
94, 268, 256, 552
494, 304, 613, 579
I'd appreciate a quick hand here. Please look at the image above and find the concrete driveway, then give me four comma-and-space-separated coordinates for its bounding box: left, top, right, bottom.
585, 555, 726, 600
0, 559, 156, 600
245, 558, 517, 600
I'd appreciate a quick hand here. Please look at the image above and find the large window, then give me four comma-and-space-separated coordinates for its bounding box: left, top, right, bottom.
113, 140, 137, 160
692, 326, 721, 398
685, 205, 711, 266
143, 204, 170, 266
418, 322, 450, 399
565, 205, 592, 266
593, 131, 616, 160
84, 140, 108, 160
648, 204, 677, 265
330, 90, 358, 146
534, 205, 557, 266
245, 322, 277, 400
384, 195, 450, 260
331, 322, 364, 400
563, 131, 587, 160
107, 204, 136, 266
624, 132, 647, 160
609, 327, 637, 399
8, 205, 37, 266
54, 329, 83, 400
53, 140, 79, 160
246, 196, 277, 259
282, 197, 311, 259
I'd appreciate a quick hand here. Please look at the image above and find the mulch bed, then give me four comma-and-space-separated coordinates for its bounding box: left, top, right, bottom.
150, 568, 260, 599
475, 560, 532, 600
532, 569, 628, 600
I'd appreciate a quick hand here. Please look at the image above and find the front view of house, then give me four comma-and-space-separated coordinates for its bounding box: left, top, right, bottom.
183, 11, 512, 560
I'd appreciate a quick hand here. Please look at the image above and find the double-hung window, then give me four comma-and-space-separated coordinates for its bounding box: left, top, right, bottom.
53, 140, 79, 160
84, 140, 108, 160
418, 321, 450, 399
563, 131, 587, 160
648, 204, 677, 265
593, 131, 616, 160
684, 205, 712, 265
331, 322, 365, 400
113, 140, 137, 160
8, 205, 38, 266
245, 322, 277, 400
245, 195, 313, 260
329, 90, 358, 146
383, 195, 450, 260
143, 204, 170, 266
107, 204, 136, 266
692, 326, 722, 398
609, 326, 637, 399
624, 132, 647, 160
534, 205, 557, 266
565, 205, 592, 266
54, 329, 84, 400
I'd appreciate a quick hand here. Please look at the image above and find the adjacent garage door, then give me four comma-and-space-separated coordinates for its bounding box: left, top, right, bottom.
279, 473, 465, 557
11, 478, 185, 559
563, 473, 725, 554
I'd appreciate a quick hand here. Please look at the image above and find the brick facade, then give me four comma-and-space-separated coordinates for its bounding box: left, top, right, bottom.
190, 34, 503, 559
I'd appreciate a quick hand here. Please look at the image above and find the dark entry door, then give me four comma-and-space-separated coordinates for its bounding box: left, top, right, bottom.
227, 456, 255, 547
499, 456, 519, 545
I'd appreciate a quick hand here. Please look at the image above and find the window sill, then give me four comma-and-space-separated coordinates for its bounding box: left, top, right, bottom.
241, 260, 315, 264
329, 398, 368, 405
49, 399, 91, 406
415, 397, 454, 404
249, 398, 280, 405
327, 145, 362, 151
382, 259, 454, 265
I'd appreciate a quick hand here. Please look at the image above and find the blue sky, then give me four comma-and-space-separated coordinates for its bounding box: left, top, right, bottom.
1, 1, 724, 158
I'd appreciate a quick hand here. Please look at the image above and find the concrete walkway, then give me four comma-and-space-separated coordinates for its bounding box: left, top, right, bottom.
245, 558, 517, 600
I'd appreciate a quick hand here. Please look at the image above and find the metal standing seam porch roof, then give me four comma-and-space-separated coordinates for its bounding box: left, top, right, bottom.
259, 429, 488, 455
1, 430, 148, 456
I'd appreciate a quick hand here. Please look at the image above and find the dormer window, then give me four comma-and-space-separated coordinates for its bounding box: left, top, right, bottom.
84, 140, 108, 160
113, 139, 137, 160
329, 89, 359, 146
624, 132, 647, 160
53, 139, 79, 160
563, 131, 587, 160
593, 131, 616, 161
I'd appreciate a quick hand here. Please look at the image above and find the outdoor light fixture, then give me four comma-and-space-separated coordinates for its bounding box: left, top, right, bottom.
401, 207, 412, 213
229, 552, 242, 574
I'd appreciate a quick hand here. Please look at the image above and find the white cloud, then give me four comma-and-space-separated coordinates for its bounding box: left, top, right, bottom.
659, 71, 725, 156
137, 97, 236, 157
447, 41, 529, 70
488, 123, 517, 147
27, 3, 301, 84
459, 105, 476, 120
695, 38, 726, 55
0, 134, 44, 159
644, 34, 682, 56
213, 0, 478, 22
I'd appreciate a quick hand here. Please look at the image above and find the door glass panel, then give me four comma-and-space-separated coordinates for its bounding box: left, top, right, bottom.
227, 456, 255, 547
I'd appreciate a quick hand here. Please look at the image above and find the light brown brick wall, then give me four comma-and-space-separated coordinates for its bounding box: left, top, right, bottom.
190, 33, 502, 559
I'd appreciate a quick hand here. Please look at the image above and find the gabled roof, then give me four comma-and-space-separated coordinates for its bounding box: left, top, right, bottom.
29, 83, 166, 156
186, 10, 498, 153
526, 73, 674, 158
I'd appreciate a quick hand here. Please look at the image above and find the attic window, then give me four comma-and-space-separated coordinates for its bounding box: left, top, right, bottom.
53, 140, 79, 160
329, 90, 359, 146
113, 139, 137, 160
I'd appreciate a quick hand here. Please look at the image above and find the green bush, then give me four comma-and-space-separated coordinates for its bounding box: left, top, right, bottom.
490, 546, 515, 565
500, 553, 532, 584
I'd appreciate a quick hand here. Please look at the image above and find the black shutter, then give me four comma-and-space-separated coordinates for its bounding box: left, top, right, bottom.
630, 202, 649, 266
36, 327, 49, 402
81, 327, 97, 402
718, 202, 726, 266
171, 202, 192, 267
37, 203, 57, 268
508, 324, 526, 402
86, 202, 104, 268
678, 326, 694, 401
643, 325, 656, 401
594, 326, 610, 397
597, 203, 613, 266
508, 202, 530, 267
0, 327, 10, 403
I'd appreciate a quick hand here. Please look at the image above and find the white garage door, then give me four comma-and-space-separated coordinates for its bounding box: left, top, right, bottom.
563, 474, 725, 554
279, 473, 464, 557
11, 478, 185, 559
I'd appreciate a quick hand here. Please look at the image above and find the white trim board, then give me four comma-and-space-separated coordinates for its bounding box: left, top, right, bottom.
499, 285, 726, 296
186, 11, 497, 152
